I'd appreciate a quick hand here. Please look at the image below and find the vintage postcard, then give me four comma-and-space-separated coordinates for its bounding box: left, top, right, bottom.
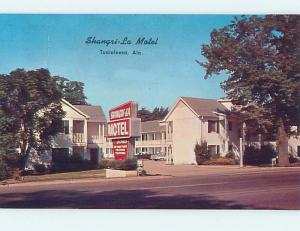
0, 11, 299, 212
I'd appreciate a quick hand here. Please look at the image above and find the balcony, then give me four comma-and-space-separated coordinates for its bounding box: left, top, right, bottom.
88, 135, 101, 144
73, 133, 85, 143
135, 139, 166, 147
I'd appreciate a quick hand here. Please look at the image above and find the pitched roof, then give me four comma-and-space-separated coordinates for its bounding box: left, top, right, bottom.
180, 96, 228, 118
141, 120, 166, 133
61, 99, 90, 119
73, 105, 106, 122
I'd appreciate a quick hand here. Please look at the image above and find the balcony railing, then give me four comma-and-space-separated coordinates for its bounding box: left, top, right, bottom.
135, 140, 166, 147
87, 135, 101, 144
73, 133, 85, 143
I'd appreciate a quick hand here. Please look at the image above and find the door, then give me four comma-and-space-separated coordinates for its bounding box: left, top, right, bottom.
90, 148, 99, 164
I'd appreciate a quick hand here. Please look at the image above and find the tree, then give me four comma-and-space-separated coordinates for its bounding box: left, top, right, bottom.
0, 68, 65, 169
137, 107, 152, 122
137, 106, 169, 122
199, 15, 300, 166
53, 76, 88, 105
194, 141, 210, 165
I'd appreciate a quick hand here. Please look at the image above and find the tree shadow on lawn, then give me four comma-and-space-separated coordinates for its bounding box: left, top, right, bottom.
0, 188, 268, 209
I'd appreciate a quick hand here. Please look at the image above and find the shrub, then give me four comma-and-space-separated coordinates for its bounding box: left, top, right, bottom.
203, 157, 237, 165
244, 144, 277, 165
3, 153, 23, 169
0, 158, 11, 181
50, 155, 97, 173
99, 159, 111, 169
21, 169, 35, 176
100, 159, 138, 170
194, 141, 210, 165
34, 163, 47, 174
289, 154, 299, 164
117, 158, 137, 170
225, 152, 236, 159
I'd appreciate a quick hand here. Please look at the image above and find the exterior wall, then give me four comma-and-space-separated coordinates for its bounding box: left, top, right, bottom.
27, 101, 107, 168
164, 99, 242, 165
103, 138, 114, 159
201, 117, 227, 154
227, 117, 241, 157
135, 131, 167, 155
166, 100, 201, 164
288, 135, 300, 157
52, 102, 87, 150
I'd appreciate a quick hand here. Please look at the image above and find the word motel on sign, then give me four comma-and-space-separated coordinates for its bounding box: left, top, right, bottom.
108, 121, 129, 137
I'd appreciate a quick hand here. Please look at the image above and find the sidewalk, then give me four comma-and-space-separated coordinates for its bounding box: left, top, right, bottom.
0, 173, 169, 189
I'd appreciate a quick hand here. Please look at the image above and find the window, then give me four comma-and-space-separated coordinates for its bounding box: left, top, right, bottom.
208, 120, 219, 133
148, 133, 155, 140
228, 121, 232, 131
229, 144, 233, 152
298, 146, 300, 157
142, 134, 147, 141
59, 120, 69, 134
136, 148, 141, 154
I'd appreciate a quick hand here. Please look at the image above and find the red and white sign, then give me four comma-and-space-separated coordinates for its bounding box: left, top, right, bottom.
113, 140, 129, 160
109, 101, 137, 121
107, 118, 130, 139
107, 101, 141, 160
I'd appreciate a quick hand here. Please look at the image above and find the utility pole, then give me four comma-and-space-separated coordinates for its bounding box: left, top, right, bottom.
240, 122, 246, 168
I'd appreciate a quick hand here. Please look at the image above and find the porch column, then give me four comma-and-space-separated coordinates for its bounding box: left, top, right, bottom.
84, 120, 88, 143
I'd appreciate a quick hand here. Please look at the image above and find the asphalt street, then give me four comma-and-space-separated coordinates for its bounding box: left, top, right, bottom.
0, 164, 299, 209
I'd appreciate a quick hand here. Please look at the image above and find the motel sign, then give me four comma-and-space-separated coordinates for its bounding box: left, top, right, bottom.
107, 101, 141, 160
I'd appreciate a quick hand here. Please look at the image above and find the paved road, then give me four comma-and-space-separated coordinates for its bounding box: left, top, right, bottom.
0, 164, 299, 209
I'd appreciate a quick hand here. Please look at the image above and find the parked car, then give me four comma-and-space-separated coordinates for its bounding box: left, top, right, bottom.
135, 152, 151, 160
150, 152, 166, 161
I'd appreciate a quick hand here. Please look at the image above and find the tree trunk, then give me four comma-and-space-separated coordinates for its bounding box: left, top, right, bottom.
277, 118, 290, 166
22, 146, 31, 170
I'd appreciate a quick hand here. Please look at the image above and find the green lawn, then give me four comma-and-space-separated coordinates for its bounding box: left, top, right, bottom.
21, 169, 106, 183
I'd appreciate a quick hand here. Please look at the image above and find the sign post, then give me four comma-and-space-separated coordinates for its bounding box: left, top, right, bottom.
107, 101, 141, 160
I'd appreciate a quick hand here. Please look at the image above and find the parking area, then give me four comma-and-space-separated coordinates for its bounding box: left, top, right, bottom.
142, 159, 300, 177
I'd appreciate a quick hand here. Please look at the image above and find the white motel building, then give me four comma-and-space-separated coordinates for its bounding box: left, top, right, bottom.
27, 96, 300, 168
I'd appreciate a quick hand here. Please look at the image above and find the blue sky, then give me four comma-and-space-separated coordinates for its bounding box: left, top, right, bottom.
0, 14, 236, 113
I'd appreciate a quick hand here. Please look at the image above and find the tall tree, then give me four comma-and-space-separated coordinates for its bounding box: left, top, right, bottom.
0, 68, 65, 169
199, 15, 300, 166
53, 76, 88, 105
138, 106, 169, 122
